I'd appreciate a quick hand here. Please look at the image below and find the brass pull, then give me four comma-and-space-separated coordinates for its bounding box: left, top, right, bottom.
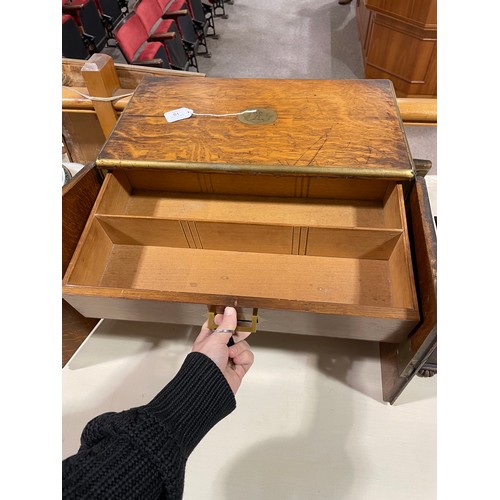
207, 306, 258, 334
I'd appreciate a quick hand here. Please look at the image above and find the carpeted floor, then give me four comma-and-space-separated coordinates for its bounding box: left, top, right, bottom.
195, 0, 364, 80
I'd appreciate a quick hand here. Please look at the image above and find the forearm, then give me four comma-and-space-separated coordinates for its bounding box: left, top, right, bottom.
62, 352, 236, 499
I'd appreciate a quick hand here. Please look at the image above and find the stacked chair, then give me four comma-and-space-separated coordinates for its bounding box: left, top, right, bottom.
187, 0, 218, 40
154, 0, 209, 61
62, 0, 126, 56
114, 12, 183, 69
134, 0, 199, 70
62, 0, 109, 53
62, 14, 94, 59
62, 0, 234, 73
95, 0, 126, 38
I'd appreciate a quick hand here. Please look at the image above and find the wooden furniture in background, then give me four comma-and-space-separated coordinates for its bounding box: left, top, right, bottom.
356, 0, 437, 98
62, 75, 437, 402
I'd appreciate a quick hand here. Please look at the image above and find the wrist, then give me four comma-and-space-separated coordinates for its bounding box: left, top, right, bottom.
145, 352, 236, 455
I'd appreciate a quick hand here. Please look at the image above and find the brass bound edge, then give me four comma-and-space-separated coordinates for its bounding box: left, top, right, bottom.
96, 158, 415, 180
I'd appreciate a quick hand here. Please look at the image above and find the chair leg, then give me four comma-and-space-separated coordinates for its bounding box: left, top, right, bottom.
196, 29, 211, 57
203, 5, 218, 37
191, 53, 200, 71
212, 0, 228, 19
185, 46, 200, 71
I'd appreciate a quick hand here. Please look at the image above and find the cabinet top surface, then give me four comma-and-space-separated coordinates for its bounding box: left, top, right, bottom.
97, 76, 414, 179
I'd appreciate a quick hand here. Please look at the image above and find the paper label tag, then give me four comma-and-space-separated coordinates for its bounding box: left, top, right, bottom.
164, 108, 193, 123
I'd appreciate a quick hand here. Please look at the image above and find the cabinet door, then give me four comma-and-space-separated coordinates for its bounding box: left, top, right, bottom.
380, 176, 437, 403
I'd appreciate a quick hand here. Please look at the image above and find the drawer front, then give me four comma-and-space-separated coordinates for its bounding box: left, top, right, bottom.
62, 293, 419, 344
63, 295, 209, 327
256, 308, 418, 344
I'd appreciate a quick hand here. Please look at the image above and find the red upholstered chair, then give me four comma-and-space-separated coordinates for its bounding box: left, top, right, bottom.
62, 0, 109, 52
62, 14, 93, 59
134, 0, 199, 70
113, 13, 173, 69
156, 0, 210, 60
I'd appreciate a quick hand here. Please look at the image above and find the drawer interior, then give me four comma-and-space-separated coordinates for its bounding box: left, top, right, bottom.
64, 170, 419, 317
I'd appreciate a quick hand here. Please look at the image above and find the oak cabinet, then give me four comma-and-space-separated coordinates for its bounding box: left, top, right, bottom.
356, 0, 437, 97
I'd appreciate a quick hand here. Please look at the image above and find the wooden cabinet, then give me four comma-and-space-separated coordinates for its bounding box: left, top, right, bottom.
62, 76, 436, 402
356, 0, 437, 98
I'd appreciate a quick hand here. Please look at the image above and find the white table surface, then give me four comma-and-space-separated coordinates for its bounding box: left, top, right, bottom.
62, 318, 436, 500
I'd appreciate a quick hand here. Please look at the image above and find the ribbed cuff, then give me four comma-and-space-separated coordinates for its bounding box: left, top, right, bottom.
144, 352, 236, 456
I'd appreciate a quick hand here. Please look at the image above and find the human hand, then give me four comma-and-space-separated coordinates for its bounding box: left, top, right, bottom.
191, 307, 254, 394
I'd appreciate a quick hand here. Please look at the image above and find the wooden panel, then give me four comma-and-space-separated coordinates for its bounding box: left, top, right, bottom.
365, 0, 437, 28
62, 164, 102, 276
62, 164, 102, 367
96, 216, 189, 247
366, 19, 436, 83
97, 76, 414, 179
208, 172, 299, 197
257, 307, 418, 343
388, 237, 418, 309
195, 221, 293, 254
380, 177, 437, 403
95, 171, 132, 214
307, 177, 392, 200
62, 111, 106, 164
62, 299, 99, 367
69, 221, 114, 286
122, 191, 387, 228
360, 0, 437, 97
124, 169, 204, 192
122, 171, 394, 200
306, 227, 401, 259
61, 294, 418, 344
383, 183, 403, 229
62, 296, 209, 325
62, 57, 205, 88
96, 245, 405, 310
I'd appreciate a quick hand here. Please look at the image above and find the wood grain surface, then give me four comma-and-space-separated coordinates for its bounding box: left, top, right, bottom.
97, 76, 414, 178
62, 164, 102, 366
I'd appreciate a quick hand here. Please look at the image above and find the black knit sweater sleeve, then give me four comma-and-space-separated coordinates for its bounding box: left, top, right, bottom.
62, 352, 236, 499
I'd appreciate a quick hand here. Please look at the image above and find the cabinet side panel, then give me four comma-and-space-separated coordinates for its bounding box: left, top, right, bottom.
380, 177, 437, 403
62, 164, 102, 276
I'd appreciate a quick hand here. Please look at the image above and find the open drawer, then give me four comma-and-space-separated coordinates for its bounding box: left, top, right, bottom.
62, 169, 419, 344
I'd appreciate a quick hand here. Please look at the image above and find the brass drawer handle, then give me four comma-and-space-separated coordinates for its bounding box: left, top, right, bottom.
208, 306, 258, 334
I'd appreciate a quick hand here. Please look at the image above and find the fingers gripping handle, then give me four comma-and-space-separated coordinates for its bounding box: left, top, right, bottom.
207, 306, 259, 335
